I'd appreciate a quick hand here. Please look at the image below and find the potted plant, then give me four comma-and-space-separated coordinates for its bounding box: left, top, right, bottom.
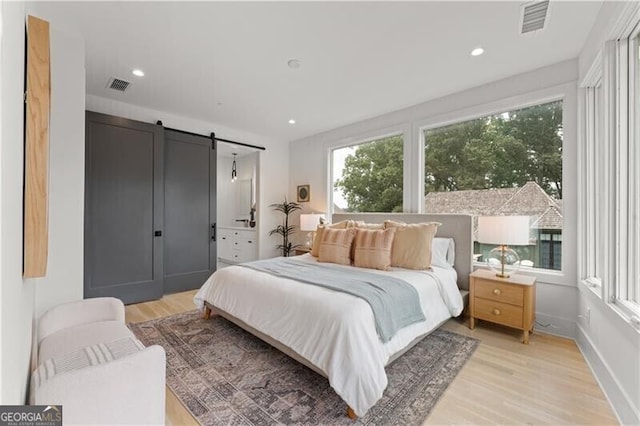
269, 198, 302, 257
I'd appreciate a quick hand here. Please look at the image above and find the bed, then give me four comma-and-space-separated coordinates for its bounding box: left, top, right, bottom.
194, 213, 473, 418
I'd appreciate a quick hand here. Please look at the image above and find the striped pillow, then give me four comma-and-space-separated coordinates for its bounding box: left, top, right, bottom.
354, 221, 385, 230
311, 220, 354, 257
318, 228, 356, 265
31, 338, 145, 391
353, 228, 397, 271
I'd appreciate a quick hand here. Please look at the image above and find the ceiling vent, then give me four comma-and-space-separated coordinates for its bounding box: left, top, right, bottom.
106, 77, 130, 92
520, 0, 549, 34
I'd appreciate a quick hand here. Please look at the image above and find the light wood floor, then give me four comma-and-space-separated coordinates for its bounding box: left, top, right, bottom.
126, 290, 618, 425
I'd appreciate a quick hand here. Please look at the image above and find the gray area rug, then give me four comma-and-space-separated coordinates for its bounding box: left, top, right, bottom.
130, 310, 479, 425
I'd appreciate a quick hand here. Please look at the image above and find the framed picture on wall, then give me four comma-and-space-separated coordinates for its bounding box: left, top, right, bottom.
297, 185, 310, 202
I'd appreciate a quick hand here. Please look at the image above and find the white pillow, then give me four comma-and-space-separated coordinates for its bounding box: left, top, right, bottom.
431, 237, 455, 269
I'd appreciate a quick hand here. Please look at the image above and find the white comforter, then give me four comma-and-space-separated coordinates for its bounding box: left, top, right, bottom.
194, 254, 463, 416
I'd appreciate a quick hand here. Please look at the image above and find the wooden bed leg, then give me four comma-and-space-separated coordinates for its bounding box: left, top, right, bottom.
346, 406, 357, 420
203, 306, 212, 320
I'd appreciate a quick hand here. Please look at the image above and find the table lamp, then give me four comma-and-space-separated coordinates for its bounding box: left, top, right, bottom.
300, 213, 325, 248
477, 216, 530, 278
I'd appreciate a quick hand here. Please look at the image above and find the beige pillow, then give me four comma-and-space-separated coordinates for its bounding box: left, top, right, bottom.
384, 220, 441, 269
354, 221, 385, 230
318, 228, 356, 266
353, 228, 396, 271
311, 220, 354, 257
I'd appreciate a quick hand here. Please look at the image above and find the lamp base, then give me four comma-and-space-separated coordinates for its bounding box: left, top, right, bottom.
486, 245, 520, 278
305, 232, 314, 248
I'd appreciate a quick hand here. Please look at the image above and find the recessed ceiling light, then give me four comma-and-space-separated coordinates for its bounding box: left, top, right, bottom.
471, 47, 484, 57
132, 69, 145, 77
288, 119, 296, 124
287, 59, 301, 69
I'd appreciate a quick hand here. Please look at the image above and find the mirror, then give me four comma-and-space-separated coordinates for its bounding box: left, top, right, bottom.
235, 179, 252, 220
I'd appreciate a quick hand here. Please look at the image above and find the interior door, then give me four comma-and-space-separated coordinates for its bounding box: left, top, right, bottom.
163, 129, 217, 293
84, 112, 164, 304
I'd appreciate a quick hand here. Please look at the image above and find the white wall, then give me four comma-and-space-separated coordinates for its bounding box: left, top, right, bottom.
217, 154, 234, 228
0, 5, 86, 403
0, 0, 35, 404
578, 2, 636, 83
32, 16, 86, 318
0, 2, 4, 400
576, 2, 640, 424
257, 141, 292, 258
290, 59, 580, 338
578, 285, 639, 425
86, 95, 289, 261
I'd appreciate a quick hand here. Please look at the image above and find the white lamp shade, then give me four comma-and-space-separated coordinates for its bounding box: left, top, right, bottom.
477, 216, 530, 246
300, 213, 325, 231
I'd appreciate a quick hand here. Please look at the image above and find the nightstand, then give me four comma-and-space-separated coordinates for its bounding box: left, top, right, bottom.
294, 247, 311, 256
469, 269, 536, 344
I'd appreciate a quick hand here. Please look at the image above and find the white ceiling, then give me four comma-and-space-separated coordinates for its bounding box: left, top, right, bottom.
217, 140, 259, 158
34, 1, 603, 142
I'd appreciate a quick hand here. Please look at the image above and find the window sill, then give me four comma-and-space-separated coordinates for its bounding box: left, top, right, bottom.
578, 280, 640, 335
577, 279, 603, 298
578, 278, 603, 298
612, 300, 640, 329
473, 263, 568, 286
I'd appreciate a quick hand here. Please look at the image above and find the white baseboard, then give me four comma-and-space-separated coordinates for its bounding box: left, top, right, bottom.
533, 313, 576, 339
576, 324, 639, 425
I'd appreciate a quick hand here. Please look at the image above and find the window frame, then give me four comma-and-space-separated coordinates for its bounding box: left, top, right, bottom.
327, 128, 407, 215
579, 53, 604, 299
415, 88, 572, 284
578, 16, 640, 324
322, 84, 577, 287
612, 22, 640, 318
629, 29, 640, 307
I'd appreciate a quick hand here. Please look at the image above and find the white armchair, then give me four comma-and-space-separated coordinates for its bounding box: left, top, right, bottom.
31, 297, 166, 425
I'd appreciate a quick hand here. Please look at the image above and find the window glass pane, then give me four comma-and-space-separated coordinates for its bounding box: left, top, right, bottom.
634, 38, 640, 303
424, 101, 563, 271
332, 135, 403, 213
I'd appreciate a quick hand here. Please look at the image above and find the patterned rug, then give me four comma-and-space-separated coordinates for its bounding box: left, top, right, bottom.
130, 310, 479, 425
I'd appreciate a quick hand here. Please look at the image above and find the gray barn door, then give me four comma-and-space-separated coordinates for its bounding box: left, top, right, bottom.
84, 112, 164, 304
163, 130, 217, 293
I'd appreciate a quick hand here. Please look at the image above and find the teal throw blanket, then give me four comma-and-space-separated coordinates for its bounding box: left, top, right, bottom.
237, 258, 426, 343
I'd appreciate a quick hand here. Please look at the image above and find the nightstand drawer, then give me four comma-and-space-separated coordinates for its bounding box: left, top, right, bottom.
474, 279, 524, 306
473, 298, 523, 329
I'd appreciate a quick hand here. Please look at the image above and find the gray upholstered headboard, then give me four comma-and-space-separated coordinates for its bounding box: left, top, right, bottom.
333, 213, 473, 291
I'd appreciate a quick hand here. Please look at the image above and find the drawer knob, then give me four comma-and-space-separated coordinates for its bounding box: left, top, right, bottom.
492, 308, 501, 316
493, 288, 502, 295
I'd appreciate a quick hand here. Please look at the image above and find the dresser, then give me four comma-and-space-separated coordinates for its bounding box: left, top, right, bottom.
469, 269, 536, 344
218, 227, 258, 265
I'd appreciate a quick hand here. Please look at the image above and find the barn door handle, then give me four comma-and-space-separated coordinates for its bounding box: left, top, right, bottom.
211, 223, 216, 241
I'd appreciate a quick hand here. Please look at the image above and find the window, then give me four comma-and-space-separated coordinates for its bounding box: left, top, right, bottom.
332, 135, 403, 213
611, 28, 640, 315
423, 101, 563, 271
617, 30, 640, 309
539, 232, 562, 270
579, 21, 640, 320
580, 77, 603, 295
632, 35, 640, 306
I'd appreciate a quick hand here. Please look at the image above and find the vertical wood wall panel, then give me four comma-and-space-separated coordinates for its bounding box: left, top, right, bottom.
24, 15, 50, 277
